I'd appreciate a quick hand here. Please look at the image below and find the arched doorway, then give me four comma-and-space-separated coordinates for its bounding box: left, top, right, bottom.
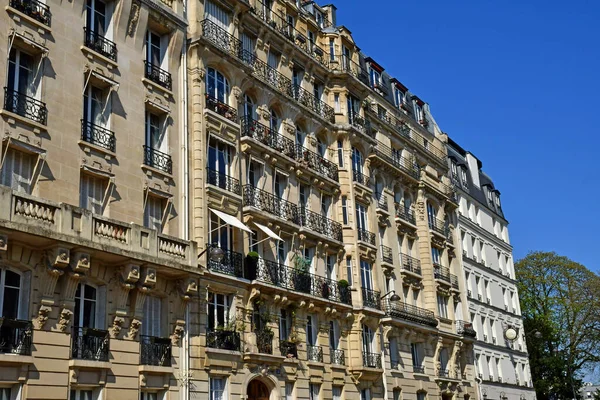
247, 379, 270, 400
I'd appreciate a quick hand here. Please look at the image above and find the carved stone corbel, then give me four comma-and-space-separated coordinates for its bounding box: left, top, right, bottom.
0, 235, 7, 252
171, 319, 186, 346
57, 308, 73, 332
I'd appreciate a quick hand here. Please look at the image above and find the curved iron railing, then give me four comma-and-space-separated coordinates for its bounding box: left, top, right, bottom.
71, 326, 110, 361
400, 253, 421, 275
428, 216, 447, 235
144, 145, 173, 174
241, 116, 297, 159
144, 61, 172, 90
394, 202, 416, 224
291, 85, 334, 123
206, 94, 238, 123
434, 265, 451, 284
206, 329, 240, 351
334, 55, 369, 85
456, 321, 477, 338
307, 344, 323, 362
207, 248, 244, 278
375, 193, 388, 211
381, 300, 438, 327
81, 119, 115, 152
372, 141, 420, 179
451, 274, 459, 289
361, 287, 380, 310
362, 351, 382, 368
348, 113, 366, 131
4, 87, 47, 125
352, 170, 370, 187
207, 168, 241, 195
243, 185, 300, 225
357, 228, 376, 245
9, 0, 51, 26
279, 340, 298, 358
83, 27, 117, 61
299, 207, 342, 242
140, 335, 172, 366
296, 145, 338, 181
380, 245, 393, 264
330, 348, 345, 365
0, 318, 33, 355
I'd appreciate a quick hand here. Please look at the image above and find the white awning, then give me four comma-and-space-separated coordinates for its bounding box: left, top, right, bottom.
209, 208, 253, 233
254, 222, 283, 241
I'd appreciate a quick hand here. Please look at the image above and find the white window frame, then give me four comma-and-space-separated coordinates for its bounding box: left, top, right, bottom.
207, 292, 231, 330
359, 260, 373, 291
209, 376, 227, 400
142, 295, 162, 337
0, 147, 34, 194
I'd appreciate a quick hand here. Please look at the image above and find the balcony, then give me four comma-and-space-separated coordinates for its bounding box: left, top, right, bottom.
380, 245, 393, 264
140, 335, 172, 366
291, 85, 335, 123
434, 265, 451, 285
279, 340, 298, 359
4, 87, 47, 125
206, 329, 241, 351
375, 194, 388, 212
456, 321, 477, 338
399, 253, 421, 276
207, 248, 244, 278
428, 216, 447, 236
207, 168, 241, 195
352, 170, 370, 187
9, 0, 51, 26
357, 228, 376, 245
361, 288, 381, 310
362, 351, 382, 369
243, 185, 300, 225
252, 258, 352, 305
307, 345, 323, 362
348, 113, 367, 133
83, 27, 117, 62
371, 141, 420, 180
81, 120, 115, 152
299, 207, 342, 242
206, 94, 238, 123
144, 61, 172, 90
71, 327, 110, 362
413, 365, 425, 374
144, 146, 173, 174
335, 56, 370, 86
241, 116, 297, 160
450, 274, 459, 290
330, 348, 344, 365
0, 318, 33, 356
255, 330, 273, 354
437, 369, 459, 380
394, 203, 416, 225
382, 300, 438, 328
296, 145, 338, 181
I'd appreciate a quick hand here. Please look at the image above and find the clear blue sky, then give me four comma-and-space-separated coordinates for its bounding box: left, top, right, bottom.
337, 0, 600, 270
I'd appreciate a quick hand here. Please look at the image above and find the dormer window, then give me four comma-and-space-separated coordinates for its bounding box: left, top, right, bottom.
487, 188, 493, 202
369, 68, 381, 88
450, 161, 458, 179
460, 168, 468, 186
366, 57, 385, 93
495, 192, 501, 207
391, 79, 408, 111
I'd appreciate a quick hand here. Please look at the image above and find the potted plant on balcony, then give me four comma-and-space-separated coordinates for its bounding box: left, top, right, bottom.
292, 252, 311, 294
245, 251, 259, 280
337, 279, 351, 304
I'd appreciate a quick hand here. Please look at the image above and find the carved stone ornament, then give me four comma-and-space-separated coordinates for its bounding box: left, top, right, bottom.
171, 319, 186, 345
0, 235, 7, 252
34, 304, 52, 329
126, 0, 141, 37
110, 315, 125, 338
58, 308, 73, 332
128, 318, 142, 340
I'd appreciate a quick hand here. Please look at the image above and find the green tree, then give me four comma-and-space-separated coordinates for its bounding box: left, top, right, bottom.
516, 251, 600, 400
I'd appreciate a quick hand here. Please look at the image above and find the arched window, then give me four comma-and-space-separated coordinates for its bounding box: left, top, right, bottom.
242, 93, 255, 120
206, 68, 229, 103
270, 109, 280, 133
74, 283, 97, 328
0, 268, 21, 320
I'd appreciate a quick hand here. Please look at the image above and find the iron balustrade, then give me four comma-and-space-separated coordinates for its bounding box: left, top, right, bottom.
9, 0, 51, 26
207, 248, 244, 278
205, 94, 238, 123
291, 85, 335, 123
243, 185, 300, 225
335, 55, 370, 85
434, 265, 451, 284
348, 113, 366, 132
81, 119, 115, 152
372, 141, 420, 179
357, 228, 376, 245
144, 61, 172, 90
380, 245, 393, 264
207, 168, 241, 195
140, 335, 172, 366
375, 193, 388, 211
144, 145, 173, 174
296, 145, 339, 181
450, 274, 459, 290
394, 203, 416, 224
206, 329, 241, 351
254, 258, 352, 305
361, 287, 381, 310
279, 340, 298, 358
306, 344, 323, 362
4, 87, 47, 125
255, 330, 273, 354
400, 253, 422, 275
83, 27, 117, 61
362, 351, 382, 368
382, 300, 438, 327
369, 104, 411, 140
438, 369, 457, 379
71, 326, 110, 361
299, 207, 342, 242
352, 170, 370, 187
413, 365, 425, 373
428, 216, 447, 235
0, 318, 33, 355
330, 348, 345, 365
241, 116, 297, 159
200, 19, 243, 61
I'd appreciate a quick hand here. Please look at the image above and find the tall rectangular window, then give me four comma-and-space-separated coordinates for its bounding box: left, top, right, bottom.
332, 387, 342, 400
411, 343, 422, 367
80, 173, 107, 214
285, 382, 294, 400
144, 195, 163, 231
207, 292, 230, 331
209, 377, 227, 400
341, 196, 348, 224
309, 383, 320, 400
0, 148, 34, 194
337, 140, 344, 166
360, 260, 373, 290
70, 390, 93, 400
437, 294, 448, 319
346, 256, 353, 286
329, 38, 335, 61
417, 393, 426, 400
334, 94, 340, 112
142, 295, 162, 337
361, 389, 371, 400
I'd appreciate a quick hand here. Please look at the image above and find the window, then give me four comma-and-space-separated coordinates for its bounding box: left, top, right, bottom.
307, 30, 315, 52
140, 393, 160, 400
393, 389, 401, 400
144, 195, 164, 231
461, 168, 468, 186
414, 102, 423, 122
332, 386, 342, 400
86, 0, 108, 37
437, 294, 448, 319
320, 194, 332, 217
351, 147, 363, 174
411, 342, 422, 367
0, 388, 12, 400
369, 66, 381, 88
270, 109, 280, 133
285, 382, 294, 400
208, 138, 232, 185
83, 85, 110, 129
417, 392, 426, 400
79, 173, 107, 215
210, 213, 232, 251
145, 111, 168, 154
326, 254, 336, 281
299, 184, 309, 209
277, 241, 286, 264
347, 95, 360, 124
362, 324, 373, 353
439, 348, 449, 373
142, 295, 162, 337
206, 68, 229, 103
209, 377, 227, 400
279, 309, 291, 340
309, 384, 320, 400
393, 86, 405, 108
341, 196, 348, 224
242, 93, 256, 119
360, 260, 373, 290
431, 247, 441, 265
329, 39, 335, 61
145, 30, 168, 77
346, 256, 353, 286
0, 268, 22, 320
484, 280, 490, 301
361, 389, 371, 400
207, 292, 231, 331
7, 47, 40, 114
426, 203, 437, 230
329, 321, 339, 350
389, 337, 399, 368
355, 202, 368, 231
204, 0, 230, 30
495, 192, 501, 207
306, 315, 316, 345
74, 284, 97, 328
0, 148, 34, 194
70, 390, 93, 400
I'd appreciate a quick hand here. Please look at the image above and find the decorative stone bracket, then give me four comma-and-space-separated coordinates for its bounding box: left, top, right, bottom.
171, 319, 185, 346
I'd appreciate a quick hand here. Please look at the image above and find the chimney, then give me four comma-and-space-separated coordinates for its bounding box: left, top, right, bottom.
322, 4, 337, 27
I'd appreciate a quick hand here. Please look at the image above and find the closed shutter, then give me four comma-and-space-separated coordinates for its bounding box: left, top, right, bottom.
144, 196, 163, 231
1, 148, 33, 193
204, 1, 230, 30
143, 295, 162, 337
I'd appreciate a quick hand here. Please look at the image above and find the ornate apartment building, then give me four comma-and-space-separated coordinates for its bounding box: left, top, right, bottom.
448, 139, 535, 400
0, 0, 531, 399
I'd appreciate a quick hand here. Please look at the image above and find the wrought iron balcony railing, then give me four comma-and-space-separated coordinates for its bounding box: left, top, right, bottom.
306, 344, 323, 362
83, 27, 117, 61
348, 113, 366, 132
352, 170, 370, 186
299, 207, 342, 242
380, 245, 393, 264
140, 335, 172, 366
362, 351, 382, 369
371, 141, 420, 179
241, 116, 297, 159
361, 287, 381, 310
81, 119, 115, 152
291, 85, 335, 123
296, 145, 338, 181
144, 145, 173, 174
0, 318, 33, 355
255, 329, 273, 354
71, 326, 110, 361
206, 94, 238, 123
400, 253, 422, 276
450, 274, 459, 290
428, 216, 447, 235
144, 61, 172, 90
438, 369, 457, 379
9, 0, 51, 26
434, 265, 451, 284
4, 87, 47, 125
207, 168, 241, 195
413, 365, 425, 373
253, 258, 352, 305
330, 348, 345, 365
335, 55, 370, 85
375, 193, 388, 211
394, 202, 416, 224
382, 300, 438, 327
206, 329, 241, 351
243, 185, 300, 225
207, 248, 244, 278
279, 340, 298, 358
357, 228, 376, 245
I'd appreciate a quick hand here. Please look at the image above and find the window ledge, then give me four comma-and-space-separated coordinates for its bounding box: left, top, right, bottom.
80, 46, 118, 69
0, 109, 47, 133
69, 359, 112, 369
141, 77, 174, 98
138, 364, 173, 374
205, 347, 242, 357
5, 5, 51, 34
0, 354, 34, 365
141, 163, 174, 181
78, 140, 116, 160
